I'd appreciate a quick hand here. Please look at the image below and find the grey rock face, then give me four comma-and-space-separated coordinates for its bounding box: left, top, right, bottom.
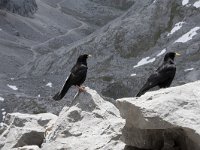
0, 0, 127, 123
0, 0, 38, 17
90, 0, 135, 10
23, 0, 200, 99
117, 81, 200, 150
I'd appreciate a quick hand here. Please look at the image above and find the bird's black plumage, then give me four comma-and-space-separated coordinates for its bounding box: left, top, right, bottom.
136, 52, 178, 97
53, 54, 90, 101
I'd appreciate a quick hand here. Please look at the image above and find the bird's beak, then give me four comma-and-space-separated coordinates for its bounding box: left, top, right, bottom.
175, 52, 181, 56
88, 54, 92, 57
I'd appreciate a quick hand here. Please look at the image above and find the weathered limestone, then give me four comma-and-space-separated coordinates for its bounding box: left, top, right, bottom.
117, 81, 200, 150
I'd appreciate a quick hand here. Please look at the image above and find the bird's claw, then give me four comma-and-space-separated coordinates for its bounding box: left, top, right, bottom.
76, 85, 86, 92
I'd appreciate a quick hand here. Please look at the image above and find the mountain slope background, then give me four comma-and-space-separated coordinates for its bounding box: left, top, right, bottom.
0, 0, 200, 123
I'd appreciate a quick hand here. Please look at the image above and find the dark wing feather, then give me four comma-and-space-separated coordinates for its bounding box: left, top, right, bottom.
157, 64, 176, 88
70, 64, 88, 86
136, 63, 176, 97
136, 73, 160, 97
53, 75, 72, 101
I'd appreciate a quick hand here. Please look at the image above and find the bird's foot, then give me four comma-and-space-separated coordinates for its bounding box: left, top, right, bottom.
76, 85, 86, 92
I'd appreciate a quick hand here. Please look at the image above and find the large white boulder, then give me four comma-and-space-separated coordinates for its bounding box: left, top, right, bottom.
42, 87, 125, 150
117, 81, 200, 150
0, 113, 57, 150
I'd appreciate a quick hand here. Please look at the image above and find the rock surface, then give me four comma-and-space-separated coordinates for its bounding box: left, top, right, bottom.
1, 82, 200, 150
0, 87, 125, 150
42, 87, 125, 150
0, 112, 57, 150
117, 81, 200, 150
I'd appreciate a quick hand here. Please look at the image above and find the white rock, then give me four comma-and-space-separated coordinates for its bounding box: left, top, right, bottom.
0, 113, 57, 150
2, 112, 6, 115
42, 87, 125, 150
11, 145, 40, 150
117, 81, 200, 150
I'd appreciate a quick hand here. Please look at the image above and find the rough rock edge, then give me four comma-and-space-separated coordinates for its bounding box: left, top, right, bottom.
117, 81, 200, 150
1, 87, 125, 150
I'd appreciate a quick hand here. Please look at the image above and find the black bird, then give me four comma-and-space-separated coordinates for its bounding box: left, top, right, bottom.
53, 54, 91, 101
136, 52, 180, 97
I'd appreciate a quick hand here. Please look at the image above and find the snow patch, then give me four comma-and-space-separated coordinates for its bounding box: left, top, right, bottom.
1, 108, 5, 111
193, 0, 200, 8
0, 28, 2, 31
174, 27, 200, 43
0, 97, 4, 102
153, 0, 157, 3
0, 122, 3, 127
167, 22, 185, 36
7, 84, 18, 90
156, 49, 166, 57
38, 94, 41, 98
134, 57, 156, 68
2, 112, 6, 115
46, 82, 53, 88
182, 0, 189, 5
184, 68, 194, 72
10, 78, 14, 81
130, 73, 136, 77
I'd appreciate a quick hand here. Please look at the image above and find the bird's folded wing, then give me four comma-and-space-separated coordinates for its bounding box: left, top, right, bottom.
71, 64, 88, 77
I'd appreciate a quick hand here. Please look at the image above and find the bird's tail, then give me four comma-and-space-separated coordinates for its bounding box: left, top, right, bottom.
53, 79, 72, 101
136, 83, 152, 97
135, 91, 145, 97
136, 90, 146, 97
53, 92, 64, 101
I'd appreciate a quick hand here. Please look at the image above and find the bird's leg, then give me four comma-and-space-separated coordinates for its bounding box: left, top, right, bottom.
76, 85, 86, 92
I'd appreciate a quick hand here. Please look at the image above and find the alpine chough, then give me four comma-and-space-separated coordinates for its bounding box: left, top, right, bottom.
136, 52, 180, 97
53, 54, 91, 101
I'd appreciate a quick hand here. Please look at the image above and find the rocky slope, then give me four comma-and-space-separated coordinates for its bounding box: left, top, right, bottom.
0, 87, 125, 150
20, 0, 200, 100
117, 81, 200, 150
1, 82, 200, 150
0, 0, 133, 122
0, 0, 38, 17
